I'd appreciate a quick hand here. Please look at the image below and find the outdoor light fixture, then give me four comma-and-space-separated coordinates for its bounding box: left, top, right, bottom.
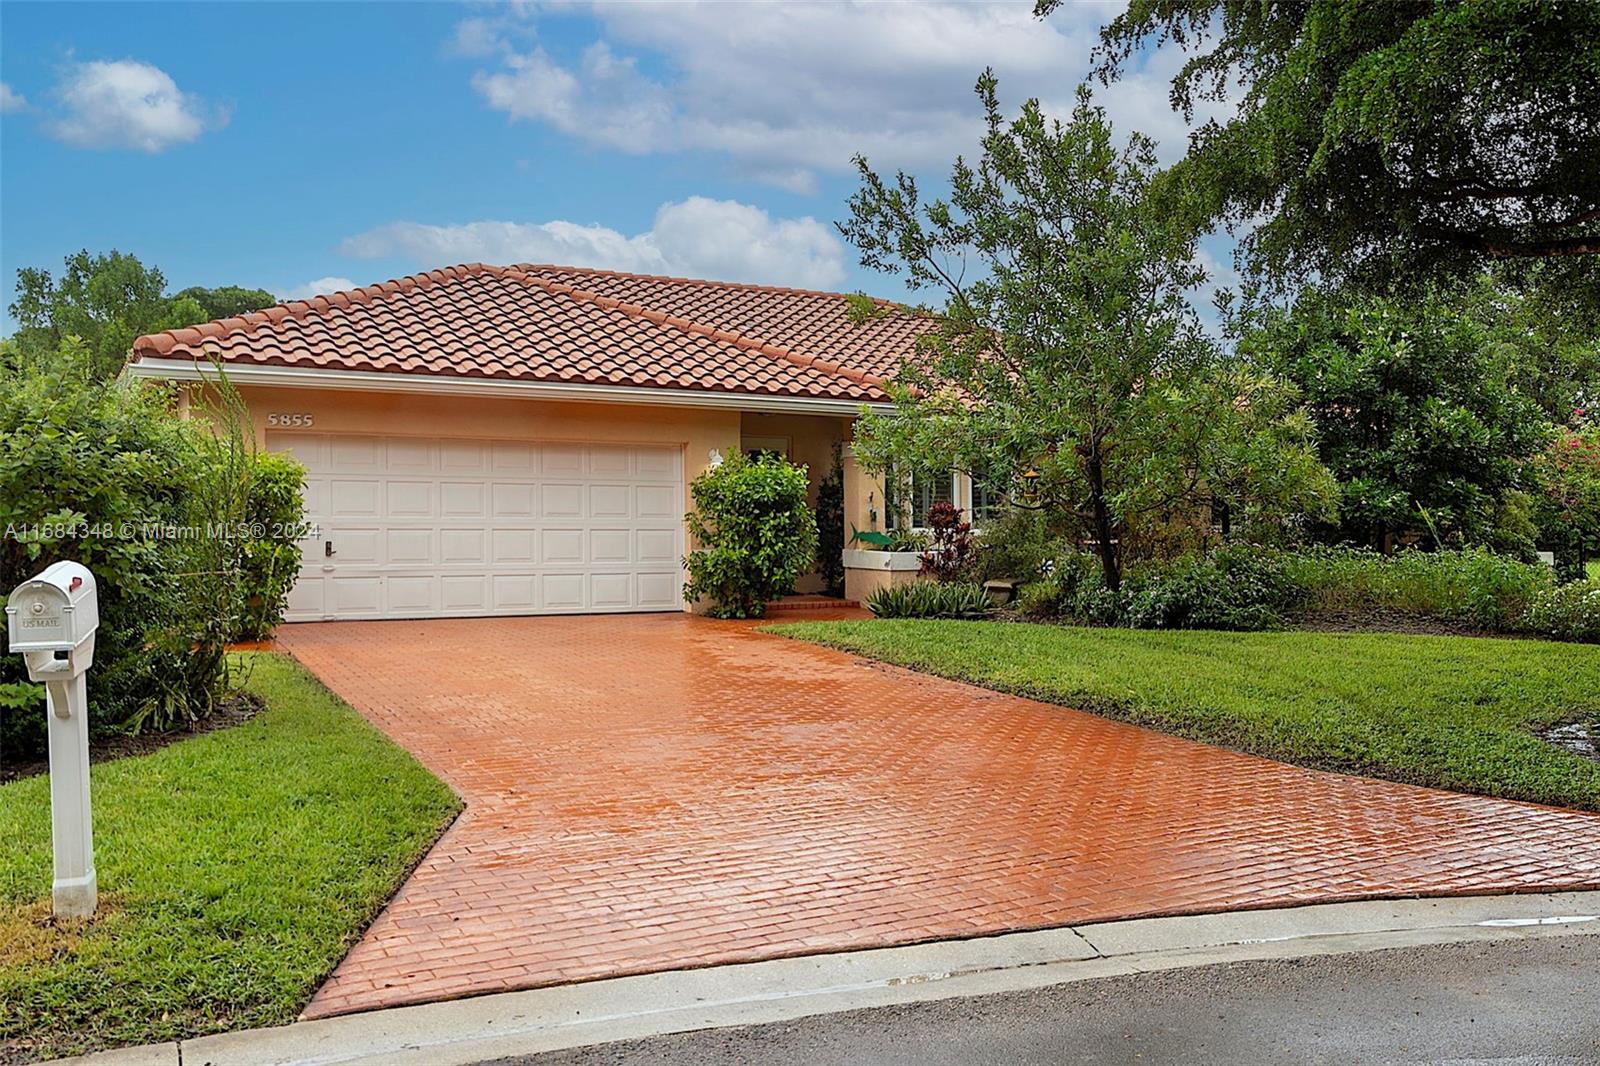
1020, 466, 1041, 498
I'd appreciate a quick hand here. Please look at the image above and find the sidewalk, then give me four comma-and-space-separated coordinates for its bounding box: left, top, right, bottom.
52, 891, 1600, 1066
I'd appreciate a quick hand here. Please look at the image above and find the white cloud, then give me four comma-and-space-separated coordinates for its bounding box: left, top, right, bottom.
448, 17, 501, 58
339, 196, 848, 290
0, 82, 27, 113
459, 2, 1217, 191
48, 59, 221, 152
284, 276, 358, 301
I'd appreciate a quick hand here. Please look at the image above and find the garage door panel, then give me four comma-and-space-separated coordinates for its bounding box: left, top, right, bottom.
440, 440, 488, 473
491, 529, 538, 564
589, 445, 631, 476
590, 573, 632, 608
386, 439, 435, 473
633, 528, 678, 560
590, 484, 631, 518
492, 482, 537, 517
638, 572, 680, 607
330, 576, 383, 613
441, 529, 488, 564
331, 437, 384, 471
541, 483, 584, 518
331, 479, 382, 517
386, 576, 436, 614
287, 577, 325, 615
332, 528, 381, 565
590, 529, 631, 563
637, 528, 678, 563
271, 432, 684, 620
386, 528, 435, 565
635, 447, 677, 476
542, 529, 584, 563
492, 575, 538, 610
542, 574, 585, 609
441, 576, 488, 612
277, 434, 329, 470
543, 444, 584, 474
492, 441, 538, 473
440, 481, 487, 516
636, 484, 678, 518
301, 478, 330, 518
386, 481, 435, 517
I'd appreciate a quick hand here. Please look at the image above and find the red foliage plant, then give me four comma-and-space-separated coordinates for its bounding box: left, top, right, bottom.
920, 501, 976, 581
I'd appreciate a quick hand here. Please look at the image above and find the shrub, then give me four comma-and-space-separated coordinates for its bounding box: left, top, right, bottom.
1015, 580, 1062, 617
1122, 547, 1294, 631
886, 528, 930, 553
814, 444, 846, 597
1521, 581, 1600, 643
1043, 550, 1123, 624
919, 501, 977, 581
866, 581, 992, 619
1282, 546, 1553, 629
231, 451, 307, 640
1, 341, 209, 756
0, 345, 307, 755
975, 506, 1054, 583
684, 452, 818, 618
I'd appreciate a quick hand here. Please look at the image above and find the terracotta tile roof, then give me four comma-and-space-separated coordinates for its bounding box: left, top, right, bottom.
516, 264, 933, 383
131, 263, 932, 403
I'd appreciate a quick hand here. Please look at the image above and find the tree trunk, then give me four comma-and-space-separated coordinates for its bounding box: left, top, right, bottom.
1085, 450, 1120, 591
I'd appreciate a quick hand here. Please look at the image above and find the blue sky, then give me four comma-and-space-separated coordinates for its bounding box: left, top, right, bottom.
1, 1, 1234, 333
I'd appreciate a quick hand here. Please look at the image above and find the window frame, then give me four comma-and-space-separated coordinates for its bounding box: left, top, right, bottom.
967, 474, 1003, 527
885, 464, 959, 533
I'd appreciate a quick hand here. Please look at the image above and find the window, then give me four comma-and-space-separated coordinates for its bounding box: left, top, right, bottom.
742, 435, 790, 461
886, 465, 956, 530
969, 476, 1003, 525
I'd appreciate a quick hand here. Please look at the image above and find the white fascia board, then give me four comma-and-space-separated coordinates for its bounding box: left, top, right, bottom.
123, 358, 888, 417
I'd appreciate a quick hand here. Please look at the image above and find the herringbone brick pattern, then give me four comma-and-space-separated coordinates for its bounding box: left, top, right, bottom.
275, 615, 1600, 1018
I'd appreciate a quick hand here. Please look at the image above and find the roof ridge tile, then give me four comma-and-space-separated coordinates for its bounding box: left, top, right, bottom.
513, 261, 895, 307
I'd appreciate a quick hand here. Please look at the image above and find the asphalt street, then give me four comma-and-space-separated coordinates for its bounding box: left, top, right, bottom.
493, 933, 1600, 1066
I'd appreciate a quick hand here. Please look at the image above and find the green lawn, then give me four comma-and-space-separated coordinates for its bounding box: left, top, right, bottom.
0, 654, 460, 1062
772, 620, 1600, 812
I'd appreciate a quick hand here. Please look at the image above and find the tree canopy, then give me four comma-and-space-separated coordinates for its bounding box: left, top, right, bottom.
1243, 284, 1552, 552
841, 76, 1335, 589
8, 250, 277, 380
1048, 0, 1600, 299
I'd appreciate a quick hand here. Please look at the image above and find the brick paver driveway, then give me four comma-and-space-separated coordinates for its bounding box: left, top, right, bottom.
277, 615, 1600, 1017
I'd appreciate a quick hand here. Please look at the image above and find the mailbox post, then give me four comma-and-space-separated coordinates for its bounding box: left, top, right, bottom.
6, 562, 99, 918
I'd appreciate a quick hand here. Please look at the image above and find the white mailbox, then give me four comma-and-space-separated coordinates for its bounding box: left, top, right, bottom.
6, 561, 99, 918
7, 561, 99, 658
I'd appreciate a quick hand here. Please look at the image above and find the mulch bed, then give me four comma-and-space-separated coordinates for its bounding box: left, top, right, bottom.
0, 691, 265, 785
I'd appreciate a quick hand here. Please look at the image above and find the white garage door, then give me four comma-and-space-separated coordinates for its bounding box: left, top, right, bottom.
270, 432, 685, 621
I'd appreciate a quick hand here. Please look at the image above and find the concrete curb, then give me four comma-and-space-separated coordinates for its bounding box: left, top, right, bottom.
50, 891, 1600, 1066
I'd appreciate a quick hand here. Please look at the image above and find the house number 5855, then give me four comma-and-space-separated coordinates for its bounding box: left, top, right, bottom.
268, 413, 314, 427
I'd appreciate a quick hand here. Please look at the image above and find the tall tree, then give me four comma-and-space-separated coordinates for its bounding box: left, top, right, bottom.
1052, 0, 1600, 297
9, 250, 276, 380
1244, 284, 1551, 551
174, 285, 279, 322
841, 76, 1335, 589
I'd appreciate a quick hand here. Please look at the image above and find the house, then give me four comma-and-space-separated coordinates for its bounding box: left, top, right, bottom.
126, 263, 981, 620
